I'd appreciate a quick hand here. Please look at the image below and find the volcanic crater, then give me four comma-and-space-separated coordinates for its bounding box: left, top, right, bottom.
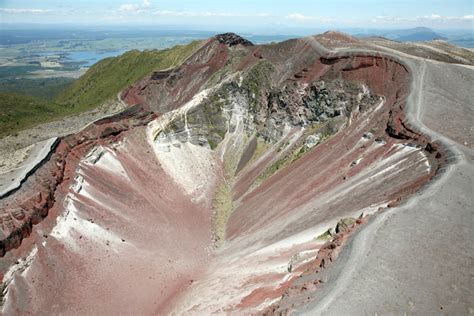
0, 32, 471, 315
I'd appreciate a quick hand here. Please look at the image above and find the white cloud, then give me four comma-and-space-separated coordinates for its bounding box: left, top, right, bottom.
287, 13, 312, 21
287, 13, 335, 23
423, 13, 474, 21
0, 8, 51, 14
373, 14, 474, 24
152, 10, 270, 18
372, 15, 414, 23
119, 0, 151, 13
428, 14, 442, 19
119, 4, 139, 12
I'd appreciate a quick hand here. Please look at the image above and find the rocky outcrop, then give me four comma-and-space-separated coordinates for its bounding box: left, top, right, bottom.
215, 33, 254, 47
264, 217, 366, 315
121, 39, 230, 113
153, 75, 377, 156
335, 217, 356, 233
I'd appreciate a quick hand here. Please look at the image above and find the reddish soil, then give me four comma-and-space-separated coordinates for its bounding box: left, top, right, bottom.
0, 34, 447, 314
228, 54, 443, 243
121, 39, 230, 113
0, 106, 157, 258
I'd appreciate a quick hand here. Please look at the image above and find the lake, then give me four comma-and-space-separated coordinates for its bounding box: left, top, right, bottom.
35, 50, 125, 67
66, 50, 125, 66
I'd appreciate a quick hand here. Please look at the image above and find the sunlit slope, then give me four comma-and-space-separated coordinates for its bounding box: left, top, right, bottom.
0, 41, 203, 137
0, 93, 65, 137
56, 41, 203, 110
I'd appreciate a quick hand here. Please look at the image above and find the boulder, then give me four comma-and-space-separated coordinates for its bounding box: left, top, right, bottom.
305, 134, 322, 149
335, 217, 356, 234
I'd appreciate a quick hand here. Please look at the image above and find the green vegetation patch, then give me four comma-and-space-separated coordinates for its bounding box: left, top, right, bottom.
184, 89, 228, 150
255, 123, 332, 187
315, 229, 334, 241
251, 138, 272, 162
256, 143, 308, 185
241, 61, 275, 112
0, 93, 70, 137
212, 181, 233, 246
56, 40, 203, 110
0, 77, 74, 101
0, 41, 203, 138
0, 66, 41, 79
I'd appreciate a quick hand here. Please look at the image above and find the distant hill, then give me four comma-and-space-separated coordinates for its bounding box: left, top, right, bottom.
388, 27, 447, 42
355, 27, 448, 42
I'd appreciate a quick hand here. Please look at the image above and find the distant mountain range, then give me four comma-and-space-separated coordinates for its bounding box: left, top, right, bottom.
356, 27, 447, 42
354, 26, 474, 48
385, 27, 447, 41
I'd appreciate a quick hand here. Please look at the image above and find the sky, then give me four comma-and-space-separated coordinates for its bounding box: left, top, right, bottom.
1, 0, 473, 32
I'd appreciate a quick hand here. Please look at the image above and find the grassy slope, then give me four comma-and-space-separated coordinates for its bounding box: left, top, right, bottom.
56, 40, 203, 110
0, 93, 68, 137
0, 77, 75, 101
0, 40, 203, 138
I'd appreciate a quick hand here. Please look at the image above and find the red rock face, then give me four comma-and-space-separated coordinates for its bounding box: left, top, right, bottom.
121, 39, 230, 113
0, 106, 157, 258
0, 35, 445, 314
2, 127, 213, 314
228, 54, 442, 240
